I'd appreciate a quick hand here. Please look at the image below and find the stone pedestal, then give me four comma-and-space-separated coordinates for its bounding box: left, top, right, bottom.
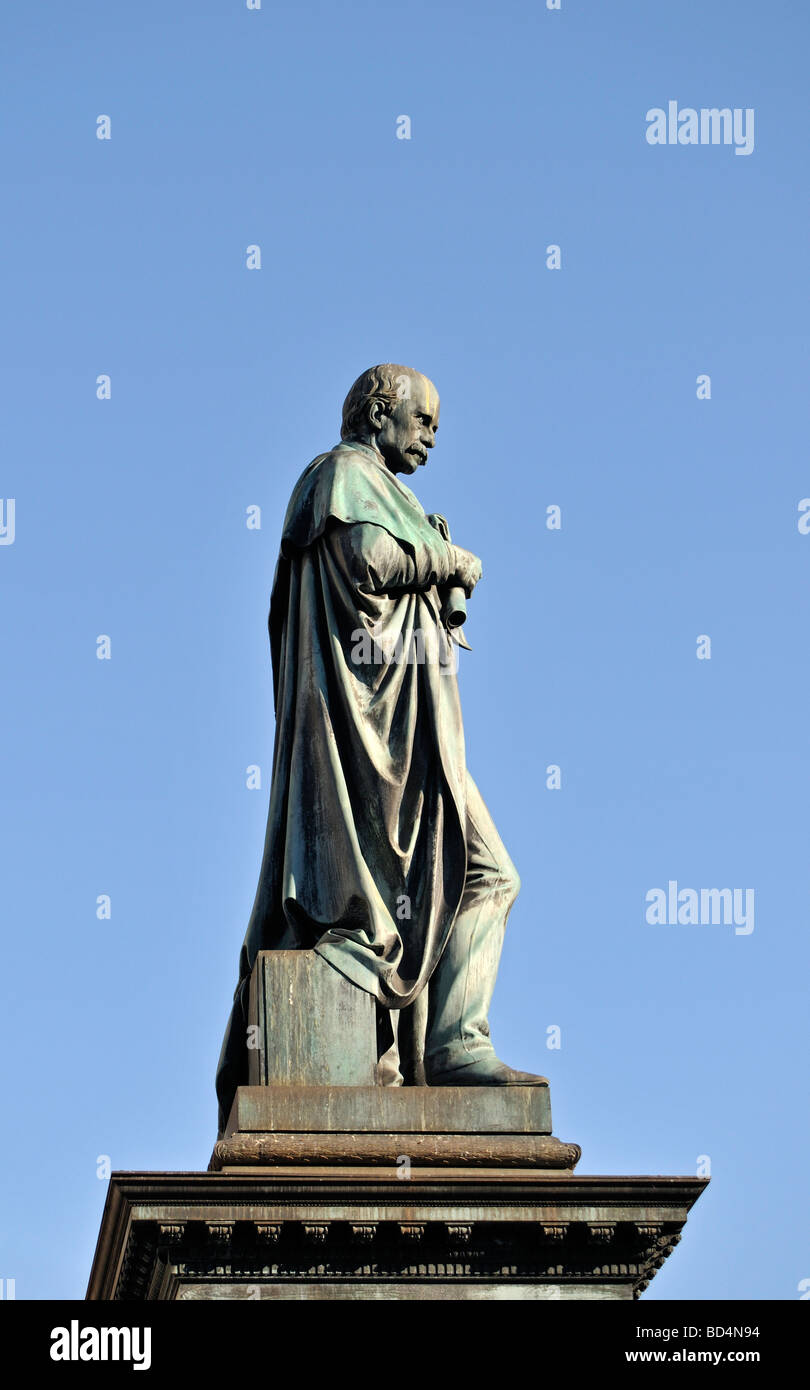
87, 1169, 707, 1300
87, 953, 708, 1299
212, 1083, 565, 1169
247, 951, 378, 1087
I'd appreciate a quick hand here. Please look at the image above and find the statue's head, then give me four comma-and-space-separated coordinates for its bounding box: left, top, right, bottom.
340, 364, 440, 476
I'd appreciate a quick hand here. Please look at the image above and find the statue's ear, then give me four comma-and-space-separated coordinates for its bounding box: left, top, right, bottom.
367, 398, 388, 431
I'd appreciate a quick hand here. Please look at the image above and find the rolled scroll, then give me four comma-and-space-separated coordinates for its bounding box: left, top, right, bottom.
440, 584, 467, 630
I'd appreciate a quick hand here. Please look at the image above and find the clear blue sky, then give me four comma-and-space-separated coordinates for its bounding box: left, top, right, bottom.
1, 0, 807, 1300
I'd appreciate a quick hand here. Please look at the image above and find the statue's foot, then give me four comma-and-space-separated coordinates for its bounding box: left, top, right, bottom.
426, 1055, 549, 1087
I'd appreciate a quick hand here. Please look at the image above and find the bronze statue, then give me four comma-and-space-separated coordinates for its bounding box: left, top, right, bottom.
216, 365, 545, 1135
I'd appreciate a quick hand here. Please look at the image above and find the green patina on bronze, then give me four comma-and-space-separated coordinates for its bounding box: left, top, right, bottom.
216, 366, 545, 1136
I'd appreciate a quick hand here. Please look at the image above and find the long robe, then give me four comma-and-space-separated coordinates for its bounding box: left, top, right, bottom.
215, 440, 469, 1131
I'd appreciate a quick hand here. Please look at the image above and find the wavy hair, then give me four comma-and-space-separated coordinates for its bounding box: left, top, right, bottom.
340, 364, 417, 441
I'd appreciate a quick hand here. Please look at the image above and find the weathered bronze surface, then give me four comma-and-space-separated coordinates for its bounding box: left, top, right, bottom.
222, 1080, 553, 1139
216, 365, 547, 1136
247, 952, 377, 1088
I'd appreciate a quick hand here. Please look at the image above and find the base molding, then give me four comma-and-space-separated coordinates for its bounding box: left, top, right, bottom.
211, 1132, 580, 1169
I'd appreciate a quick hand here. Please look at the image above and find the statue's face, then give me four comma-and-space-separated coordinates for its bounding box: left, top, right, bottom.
374, 372, 440, 475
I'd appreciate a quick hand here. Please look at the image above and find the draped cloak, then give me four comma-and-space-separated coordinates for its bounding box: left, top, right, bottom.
215, 441, 469, 1131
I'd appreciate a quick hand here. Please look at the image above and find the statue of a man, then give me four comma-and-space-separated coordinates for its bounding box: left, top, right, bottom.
216, 364, 545, 1135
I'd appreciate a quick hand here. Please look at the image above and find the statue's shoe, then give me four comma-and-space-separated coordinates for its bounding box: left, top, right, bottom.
426, 1056, 549, 1087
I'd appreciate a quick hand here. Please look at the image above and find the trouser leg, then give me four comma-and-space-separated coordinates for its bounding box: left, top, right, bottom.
376, 990, 428, 1086
375, 1006, 404, 1085
424, 773, 520, 1077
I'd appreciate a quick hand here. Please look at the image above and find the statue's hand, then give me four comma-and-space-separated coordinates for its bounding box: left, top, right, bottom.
427, 512, 451, 542
452, 545, 483, 597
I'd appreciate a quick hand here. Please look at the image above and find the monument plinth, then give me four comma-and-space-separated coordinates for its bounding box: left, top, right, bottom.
87, 954, 706, 1300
